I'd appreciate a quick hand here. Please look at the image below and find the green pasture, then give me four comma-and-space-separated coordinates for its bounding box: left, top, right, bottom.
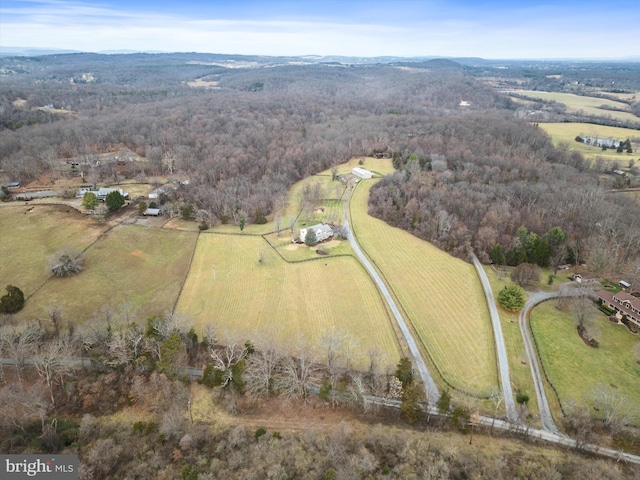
538, 123, 640, 163
349, 178, 498, 397
530, 301, 640, 424
0, 205, 108, 298
175, 232, 402, 370
15, 224, 198, 323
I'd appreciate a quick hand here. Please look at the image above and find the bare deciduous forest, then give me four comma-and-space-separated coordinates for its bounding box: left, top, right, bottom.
2, 53, 640, 478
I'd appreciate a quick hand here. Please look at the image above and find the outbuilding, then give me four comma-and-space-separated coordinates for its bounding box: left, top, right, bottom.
352, 167, 373, 179
7, 182, 20, 189
620, 280, 631, 289
143, 208, 163, 217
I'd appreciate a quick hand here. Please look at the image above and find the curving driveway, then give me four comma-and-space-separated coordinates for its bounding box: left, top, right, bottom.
344, 185, 440, 404
472, 255, 518, 423
519, 287, 592, 433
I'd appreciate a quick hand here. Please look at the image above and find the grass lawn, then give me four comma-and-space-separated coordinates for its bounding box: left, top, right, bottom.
175, 232, 402, 370
0, 205, 108, 298
349, 176, 498, 397
538, 123, 640, 163
530, 301, 640, 424
16, 224, 198, 323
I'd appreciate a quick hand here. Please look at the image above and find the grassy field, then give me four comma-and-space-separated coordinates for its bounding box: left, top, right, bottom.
538, 123, 640, 163
512, 91, 638, 124
481, 266, 542, 420
16, 224, 198, 323
175, 232, 402, 369
349, 174, 498, 396
0, 205, 108, 298
530, 301, 640, 424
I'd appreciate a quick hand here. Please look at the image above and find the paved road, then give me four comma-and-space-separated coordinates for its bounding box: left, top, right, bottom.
471, 255, 518, 423
519, 286, 592, 433
343, 184, 440, 404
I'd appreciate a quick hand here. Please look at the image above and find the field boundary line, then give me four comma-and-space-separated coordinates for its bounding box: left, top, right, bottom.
348, 183, 490, 400
171, 230, 201, 314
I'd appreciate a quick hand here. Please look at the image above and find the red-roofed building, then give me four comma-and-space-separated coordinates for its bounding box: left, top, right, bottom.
596, 290, 640, 327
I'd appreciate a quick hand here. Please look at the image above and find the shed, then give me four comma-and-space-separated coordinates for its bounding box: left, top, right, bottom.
143, 208, 163, 217
352, 167, 373, 179
620, 280, 631, 289
7, 182, 21, 189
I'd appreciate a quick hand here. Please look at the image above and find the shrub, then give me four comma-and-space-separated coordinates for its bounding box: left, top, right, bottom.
0, 285, 25, 314
497, 285, 526, 311
254, 427, 267, 440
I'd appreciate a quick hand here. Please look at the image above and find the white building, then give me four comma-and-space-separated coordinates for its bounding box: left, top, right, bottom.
299, 224, 333, 244
352, 167, 373, 179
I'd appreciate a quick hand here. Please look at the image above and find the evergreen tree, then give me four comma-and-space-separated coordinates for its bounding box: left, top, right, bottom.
82, 191, 99, 210
304, 227, 318, 246
395, 357, 413, 388
490, 244, 506, 265
401, 382, 425, 424
0, 285, 25, 314
105, 190, 125, 211
497, 285, 526, 311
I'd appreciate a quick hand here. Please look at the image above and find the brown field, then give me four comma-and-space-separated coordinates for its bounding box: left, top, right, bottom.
0, 205, 108, 298
349, 174, 498, 396
175, 233, 402, 369
15, 223, 198, 323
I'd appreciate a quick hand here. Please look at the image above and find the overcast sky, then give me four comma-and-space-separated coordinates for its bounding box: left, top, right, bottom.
1, 0, 638, 59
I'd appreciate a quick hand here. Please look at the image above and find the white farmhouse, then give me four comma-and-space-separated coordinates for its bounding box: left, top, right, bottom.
352, 167, 373, 179
299, 224, 333, 244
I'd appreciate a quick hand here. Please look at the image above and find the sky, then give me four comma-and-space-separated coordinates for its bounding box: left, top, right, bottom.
0, 0, 638, 59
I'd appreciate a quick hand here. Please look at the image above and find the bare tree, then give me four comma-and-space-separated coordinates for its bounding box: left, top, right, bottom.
32, 337, 78, 405
244, 339, 284, 397
276, 342, 320, 400
571, 294, 600, 344
210, 342, 248, 387
0, 323, 40, 383
488, 386, 504, 432
48, 247, 84, 278
563, 400, 594, 450
0, 380, 49, 434
590, 384, 638, 435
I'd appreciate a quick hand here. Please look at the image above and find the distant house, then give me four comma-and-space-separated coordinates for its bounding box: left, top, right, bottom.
77, 187, 129, 201
299, 224, 333, 244
352, 167, 373, 179
459, 100, 471, 107
96, 187, 128, 200
597, 290, 640, 327
143, 208, 163, 217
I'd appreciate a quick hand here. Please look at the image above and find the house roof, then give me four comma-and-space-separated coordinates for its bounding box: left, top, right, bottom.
352, 167, 372, 176
613, 291, 640, 310
311, 224, 333, 234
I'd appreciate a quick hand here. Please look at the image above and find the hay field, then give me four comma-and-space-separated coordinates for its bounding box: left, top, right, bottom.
512, 91, 638, 123
349, 180, 498, 395
531, 301, 640, 425
175, 233, 402, 369
16, 224, 198, 323
0, 205, 108, 297
539, 122, 640, 162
